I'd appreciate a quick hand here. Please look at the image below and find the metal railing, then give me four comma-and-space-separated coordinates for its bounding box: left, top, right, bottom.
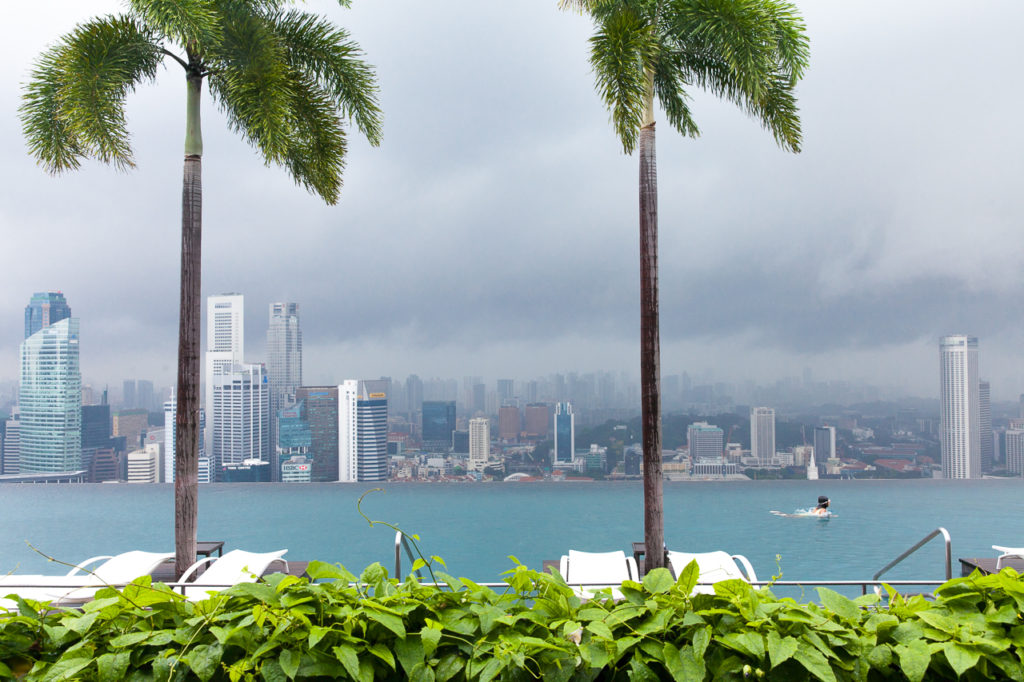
394, 531, 424, 581
873, 527, 951, 584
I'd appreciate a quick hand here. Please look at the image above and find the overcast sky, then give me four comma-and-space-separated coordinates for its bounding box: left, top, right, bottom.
2, 1, 1023, 400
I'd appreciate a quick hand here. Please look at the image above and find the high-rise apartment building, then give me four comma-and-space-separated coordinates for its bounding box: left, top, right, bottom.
137, 380, 154, 412
498, 406, 520, 441
405, 375, 423, 415
19, 316, 81, 473
750, 407, 776, 466
422, 401, 456, 452
468, 417, 490, 472
113, 408, 148, 452
122, 380, 137, 408
210, 363, 269, 478
1005, 427, 1024, 476
338, 379, 389, 482
979, 380, 993, 473
939, 335, 980, 479
266, 302, 302, 479
1, 413, 20, 475
496, 379, 514, 403
687, 422, 723, 460
24, 291, 71, 339
553, 402, 574, 465
205, 294, 244, 449
523, 403, 549, 438
813, 426, 836, 463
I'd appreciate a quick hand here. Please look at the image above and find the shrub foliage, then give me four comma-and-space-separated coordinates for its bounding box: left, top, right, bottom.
3, 560, 1024, 681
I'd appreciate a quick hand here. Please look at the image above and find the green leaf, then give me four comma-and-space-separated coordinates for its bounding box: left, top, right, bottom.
866, 644, 893, 671
332, 644, 361, 680
305, 560, 355, 582
434, 654, 464, 682
421, 626, 442, 657
109, 631, 154, 648
96, 651, 130, 682
185, 643, 223, 682
365, 607, 406, 638
410, 662, 437, 682
895, 639, 931, 682
629, 656, 660, 681
793, 646, 837, 682
260, 659, 288, 682
478, 658, 503, 682
642, 567, 674, 594
586, 620, 614, 640
942, 642, 980, 677
39, 655, 92, 680
279, 648, 300, 680
663, 642, 705, 680
368, 643, 395, 670
817, 587, 862, 623
766, 630, 798, 668
916, 610, 957, 635
676, 559, 699, 595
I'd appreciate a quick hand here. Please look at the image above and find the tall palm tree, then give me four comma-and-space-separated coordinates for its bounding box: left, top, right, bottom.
561, 0, 808, 569
21, 0, 381, 578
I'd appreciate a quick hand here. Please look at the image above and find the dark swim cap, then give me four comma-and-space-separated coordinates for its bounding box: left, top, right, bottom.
818, 495, 829, 505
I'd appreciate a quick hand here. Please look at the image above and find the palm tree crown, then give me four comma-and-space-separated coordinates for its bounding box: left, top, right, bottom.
562, 0, 808, 153
21, 0, 381, 203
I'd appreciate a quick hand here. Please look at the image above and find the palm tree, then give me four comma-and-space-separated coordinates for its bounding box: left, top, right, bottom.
561, 0, 808, 569
21, 0, 381, 578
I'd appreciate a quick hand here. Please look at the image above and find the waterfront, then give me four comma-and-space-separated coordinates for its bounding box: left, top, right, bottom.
2, 479, 1021, 585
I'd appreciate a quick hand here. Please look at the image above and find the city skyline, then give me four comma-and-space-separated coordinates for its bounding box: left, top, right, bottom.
2, 2, 1024, 399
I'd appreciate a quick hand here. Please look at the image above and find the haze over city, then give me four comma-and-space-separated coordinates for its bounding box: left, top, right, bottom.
2, 1, 1023, 398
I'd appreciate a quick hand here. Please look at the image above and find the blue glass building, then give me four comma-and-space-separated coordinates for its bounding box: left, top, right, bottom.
422, 400, 456, 452
24, 291, 71, 339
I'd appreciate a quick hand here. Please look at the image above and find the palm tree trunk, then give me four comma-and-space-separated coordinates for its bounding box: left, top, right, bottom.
174, 72, 203, 579
639, 76, 664, 571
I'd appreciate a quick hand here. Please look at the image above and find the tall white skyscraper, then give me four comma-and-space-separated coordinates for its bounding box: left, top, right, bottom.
211, 363, 269, 477
205, 294, 244, 450
163, 392, 208, 483
469, 417, 490, 472
337, 379, 389, 482
19, 317, 81, 473
939, 335, 980, 479
750, 407, 775, 466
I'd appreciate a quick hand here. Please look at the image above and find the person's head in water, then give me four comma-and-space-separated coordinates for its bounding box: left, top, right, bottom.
816, 495, 830, 509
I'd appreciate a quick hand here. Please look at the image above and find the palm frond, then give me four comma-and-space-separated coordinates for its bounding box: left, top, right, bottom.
652, 49, 699, 139
279, 73, 349, 203
128, 0, 219, 49
20, 15, 162, 173
269, 10, 381, 146
590, 8, 657, 153
206, 10, 295, 163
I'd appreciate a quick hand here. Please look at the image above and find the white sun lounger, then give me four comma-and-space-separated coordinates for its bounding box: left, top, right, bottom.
1, 550, 174, 607
175, 549, 288, 601
667, 550, 758, 594
993, 545, 1024, 570
558, 549, 638, 599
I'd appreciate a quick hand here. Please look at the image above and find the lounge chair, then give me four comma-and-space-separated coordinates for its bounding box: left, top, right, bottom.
993, 545, 1024, 570
0, 550, 174, 606
667, 550, 758, 595
176, 549, 288, 601
558, 549, 638, 598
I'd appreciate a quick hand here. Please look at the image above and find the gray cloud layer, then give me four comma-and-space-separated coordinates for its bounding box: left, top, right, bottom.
1, 0, 1022, 398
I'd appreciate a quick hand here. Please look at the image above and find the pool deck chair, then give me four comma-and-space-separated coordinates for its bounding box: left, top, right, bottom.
667, 550, 758, 595
993, 546, 1024, 570
0, 550, 174, 607
176, 549, 288, 601
558, 549, 638, 599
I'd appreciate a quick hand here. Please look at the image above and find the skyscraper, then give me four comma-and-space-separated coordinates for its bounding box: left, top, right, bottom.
979, 380, 993, 473
687, 422, 723, 461
469, 417, 490, 471
338, 379, 389, 482
1005, 426, 1024, 476
405, 374, 423, 416
553, 402, 574, 465
422, 400, 456, 452
163, 392, 207, 483
295, 386, 340, 481
266, 302, 302, 479
750, 407, 775, 466
939, 335, 980, 479
24, 291, 71, 339
813, 426, 836, 463
1, 413, 20, 475
19, 317, 81, 473
205, 294, 244, 449
210, 363, 269, 478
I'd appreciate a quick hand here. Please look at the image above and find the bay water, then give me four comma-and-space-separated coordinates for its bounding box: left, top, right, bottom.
2, 479, 1022, 589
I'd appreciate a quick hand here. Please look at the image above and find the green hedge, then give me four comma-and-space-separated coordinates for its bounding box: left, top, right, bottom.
3, 560, 1024, 681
